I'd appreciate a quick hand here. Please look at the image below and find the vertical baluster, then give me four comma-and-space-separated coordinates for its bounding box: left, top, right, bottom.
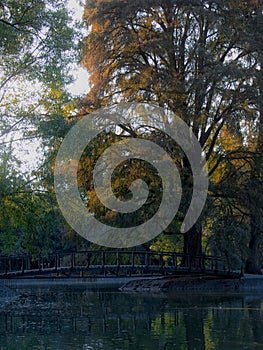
116, 251, 120, 276
71, 253, 75, 270
102, 251, 105, 276
21, 257, 24, 275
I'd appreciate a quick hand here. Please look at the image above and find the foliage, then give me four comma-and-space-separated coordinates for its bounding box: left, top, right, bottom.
0, 0, 81, 148
0, 146, 66, 257
81, 0, 262, 265
0, 0, 82, 257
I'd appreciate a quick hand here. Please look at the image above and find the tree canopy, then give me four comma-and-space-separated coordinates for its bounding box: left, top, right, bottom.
81, 0, 263, 271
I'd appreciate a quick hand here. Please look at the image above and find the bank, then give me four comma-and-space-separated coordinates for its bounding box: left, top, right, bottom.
119, 274, 263, 293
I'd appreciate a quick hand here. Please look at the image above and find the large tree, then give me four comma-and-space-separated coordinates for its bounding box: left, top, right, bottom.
81, 0, 261, 257
244, 1, 263, 273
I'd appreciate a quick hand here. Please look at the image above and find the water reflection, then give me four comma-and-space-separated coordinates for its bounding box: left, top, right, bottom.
0, 285, 263, 349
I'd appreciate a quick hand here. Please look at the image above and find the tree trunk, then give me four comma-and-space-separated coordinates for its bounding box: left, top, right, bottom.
184, 308, 206, 350
182, 224, 202, 267
245, 7, 263, 275
248, 298, 263, 343
245, 235, 262, 274
245, 171, 262, 274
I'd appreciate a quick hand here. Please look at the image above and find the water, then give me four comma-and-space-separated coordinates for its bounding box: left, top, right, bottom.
1, 283, 263, 350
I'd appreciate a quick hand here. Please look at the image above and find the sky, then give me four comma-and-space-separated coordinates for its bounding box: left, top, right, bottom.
67, 0, 90, 96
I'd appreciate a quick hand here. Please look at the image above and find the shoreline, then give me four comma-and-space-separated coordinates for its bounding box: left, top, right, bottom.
0, 276, 162, 289
1, 274, 263, 294
119, 274, 263, 293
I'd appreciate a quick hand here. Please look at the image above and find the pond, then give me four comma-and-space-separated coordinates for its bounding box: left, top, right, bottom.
1, 283, 263, 349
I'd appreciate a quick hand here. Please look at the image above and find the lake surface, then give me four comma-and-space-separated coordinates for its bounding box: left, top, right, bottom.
1, 283, 263, 349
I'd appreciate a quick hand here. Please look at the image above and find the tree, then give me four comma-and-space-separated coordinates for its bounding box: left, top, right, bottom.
0, 145, 65, 257
243, 1, 263, 273
81, 0, 260, 257
0, 0, 82, 256
0, 0, 80, 149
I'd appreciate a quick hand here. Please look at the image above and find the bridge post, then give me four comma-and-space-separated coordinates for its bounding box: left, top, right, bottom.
101, 252, 105, 276
4, 257, 8, 275
55, 254, 60, 274
160, 254, 164, 274
215, 258, 218, 274
86, 252, 90, 269
187, 255, 191, 272
21, 257, 24, 275
172, 253, 176, 269
71, 253, 75, 270
145, 252, 149, 269
26, 256, 31, 271
240, 260, 244, 277
37, 256, 43, 271
116, 251, 120, 276
9, 257, 12, 273
101, 252, 105, 268
201, 254, 205, 272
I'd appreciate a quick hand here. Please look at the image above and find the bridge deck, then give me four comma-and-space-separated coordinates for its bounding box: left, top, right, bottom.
0, 250, 241, 279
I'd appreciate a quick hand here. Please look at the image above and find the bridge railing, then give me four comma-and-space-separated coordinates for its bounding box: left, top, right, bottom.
0, 250, 233, 277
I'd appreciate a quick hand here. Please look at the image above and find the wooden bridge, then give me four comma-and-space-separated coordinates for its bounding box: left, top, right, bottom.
0, 250, 240, 279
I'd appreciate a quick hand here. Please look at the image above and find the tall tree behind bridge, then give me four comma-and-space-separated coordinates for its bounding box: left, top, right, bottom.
244, 1, 263, 273
81, 0, 261, 257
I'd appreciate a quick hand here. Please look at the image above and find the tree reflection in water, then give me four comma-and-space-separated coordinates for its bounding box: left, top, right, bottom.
0, 286, 263, 349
